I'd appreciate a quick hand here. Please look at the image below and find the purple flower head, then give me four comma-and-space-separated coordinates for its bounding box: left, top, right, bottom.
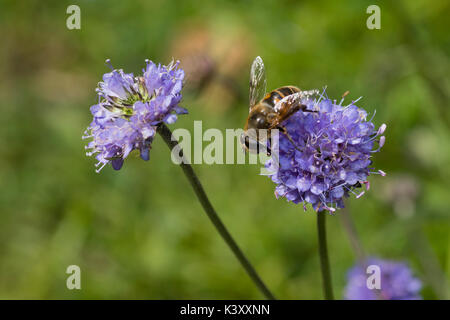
344, 258, 422, 300
265, 89, 386, 212
83, 59, 186, 172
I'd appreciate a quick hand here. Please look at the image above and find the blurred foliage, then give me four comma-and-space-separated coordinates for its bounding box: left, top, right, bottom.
0, 0, 448, 299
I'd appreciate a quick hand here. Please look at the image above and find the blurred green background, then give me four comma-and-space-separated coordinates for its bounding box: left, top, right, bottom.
0, 0, 448, 299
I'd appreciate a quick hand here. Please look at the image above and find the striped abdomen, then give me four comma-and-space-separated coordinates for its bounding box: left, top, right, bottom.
261, 86, 300, 109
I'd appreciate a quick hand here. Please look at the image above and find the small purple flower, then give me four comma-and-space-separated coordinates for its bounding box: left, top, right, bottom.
83, 59, 186, 172
344, 258, 422, 300
265, 90, 386, 212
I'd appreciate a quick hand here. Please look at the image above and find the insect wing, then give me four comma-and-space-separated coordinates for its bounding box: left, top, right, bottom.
249, 56, 267, 111
273, 89, 320, 112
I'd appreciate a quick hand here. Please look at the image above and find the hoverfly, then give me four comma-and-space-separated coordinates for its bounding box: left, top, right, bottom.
240, 56, 319, 154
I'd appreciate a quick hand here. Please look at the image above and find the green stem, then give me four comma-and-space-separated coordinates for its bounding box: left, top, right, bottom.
317, 211, 334, 300
340, 208, 384, 299
340, 209, 366, 264
157, 123, 276, 300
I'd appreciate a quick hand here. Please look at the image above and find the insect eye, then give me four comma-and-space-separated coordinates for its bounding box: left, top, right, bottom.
257, 115, 266, 125
250, 114, 268, 129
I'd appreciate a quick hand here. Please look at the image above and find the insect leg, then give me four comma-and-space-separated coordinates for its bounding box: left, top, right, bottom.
277, 126, 303, 152
300, 104, 318, 113
266, 135, 272, 156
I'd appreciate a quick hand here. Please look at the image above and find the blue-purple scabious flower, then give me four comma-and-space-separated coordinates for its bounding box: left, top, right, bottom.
265, 90, 386, 212
83, 59, 186, 172
344, 258, 422, 300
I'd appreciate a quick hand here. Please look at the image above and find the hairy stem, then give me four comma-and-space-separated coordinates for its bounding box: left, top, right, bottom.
340, 208, 384, 299
340, 209, 366, 264
157, 123, 275, 300
317, 211, 334, 300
